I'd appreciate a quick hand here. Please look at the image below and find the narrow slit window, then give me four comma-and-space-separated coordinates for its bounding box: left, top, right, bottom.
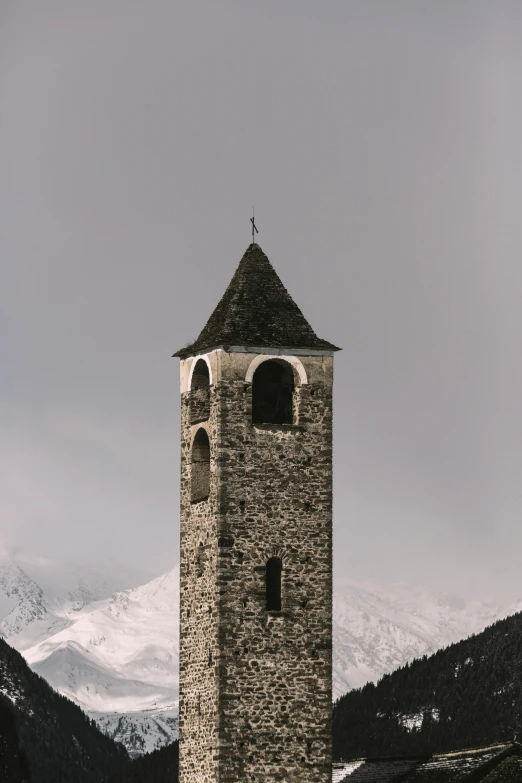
266, 557, 282, 611
191, 428, 210, 502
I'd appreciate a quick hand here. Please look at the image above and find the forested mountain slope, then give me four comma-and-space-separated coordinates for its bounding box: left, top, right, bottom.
0, 636, 128, 783
102, 740, 179, 783
0, 698, 31, 782
333, 611, 522, 761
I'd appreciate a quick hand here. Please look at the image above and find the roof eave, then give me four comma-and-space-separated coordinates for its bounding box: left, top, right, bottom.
172, 341, 341, 360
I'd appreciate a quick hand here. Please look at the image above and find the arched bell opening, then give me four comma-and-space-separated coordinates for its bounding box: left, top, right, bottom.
252, 359, 296, 425
190, 359, 210, 425
191, 428, 210, 502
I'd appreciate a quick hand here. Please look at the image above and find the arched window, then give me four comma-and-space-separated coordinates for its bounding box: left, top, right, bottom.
191, 428, 210, 502
252, 360, 294, 425
190, 359, 210, 424
266, 557, 282, 611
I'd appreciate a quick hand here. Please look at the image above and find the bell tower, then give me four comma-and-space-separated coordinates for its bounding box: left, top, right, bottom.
174, 243, 339, 783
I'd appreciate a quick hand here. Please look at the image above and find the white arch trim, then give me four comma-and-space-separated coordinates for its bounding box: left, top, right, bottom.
188, 354, 213, 390
189, 422, 211, 449
245, 354, 308, 385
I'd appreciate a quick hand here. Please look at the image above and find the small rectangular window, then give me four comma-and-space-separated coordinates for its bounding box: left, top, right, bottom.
266, 557, 282, 611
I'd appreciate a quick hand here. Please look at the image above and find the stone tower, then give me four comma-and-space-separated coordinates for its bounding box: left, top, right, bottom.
173, 243, 339, 783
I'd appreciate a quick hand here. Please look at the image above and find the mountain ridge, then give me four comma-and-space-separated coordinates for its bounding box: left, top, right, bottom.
0, 552, 516, 757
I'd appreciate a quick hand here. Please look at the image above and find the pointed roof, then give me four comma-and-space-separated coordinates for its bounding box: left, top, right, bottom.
173, 243, 340, 358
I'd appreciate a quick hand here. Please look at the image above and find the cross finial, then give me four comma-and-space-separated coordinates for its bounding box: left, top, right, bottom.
250, 208, 258, 244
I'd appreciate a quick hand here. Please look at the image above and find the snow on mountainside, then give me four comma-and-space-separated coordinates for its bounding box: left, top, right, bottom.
91, 708, 178, 757
332, 578, 499, 698
0, 551, 512, 756
493, 597, 522, 622
0, 554, 178, 756
0, 549, 151, 649
24, 568, 179, 715
0, 560, 51, 641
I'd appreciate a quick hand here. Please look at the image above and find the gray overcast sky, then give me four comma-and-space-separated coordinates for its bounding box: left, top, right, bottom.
2, 1, 522, 603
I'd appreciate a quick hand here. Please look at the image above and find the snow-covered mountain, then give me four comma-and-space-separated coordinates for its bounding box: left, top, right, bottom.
90, 708, 178, 756
24, 568, 179, 714
25, 569, 179, 756
0, 551, 512, 756
0, 549, 151, 649
0, 551, 178, 756
332, 578, 499, 697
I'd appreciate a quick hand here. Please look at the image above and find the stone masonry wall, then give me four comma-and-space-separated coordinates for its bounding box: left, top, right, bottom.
179, 390, 219, 783
179, 350, 333, 783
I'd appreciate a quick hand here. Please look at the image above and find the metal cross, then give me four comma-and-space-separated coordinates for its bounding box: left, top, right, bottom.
250, 209, 258, 244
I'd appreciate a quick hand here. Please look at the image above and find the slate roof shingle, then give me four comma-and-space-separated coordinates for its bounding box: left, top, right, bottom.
332, 744, 522, 783
333, 758, 421, 783
173, 243, 340, 358
479, 754, 522, 782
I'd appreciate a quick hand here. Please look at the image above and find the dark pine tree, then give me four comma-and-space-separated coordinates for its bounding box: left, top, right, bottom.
0, 699, 31, 782
0, 636, 128, 783
333, 611, 522, 761
102, 740, 179, 783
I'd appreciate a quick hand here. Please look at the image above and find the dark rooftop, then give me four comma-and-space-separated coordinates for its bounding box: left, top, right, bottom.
332, 744, 522, 783
173, 243, 340, 359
